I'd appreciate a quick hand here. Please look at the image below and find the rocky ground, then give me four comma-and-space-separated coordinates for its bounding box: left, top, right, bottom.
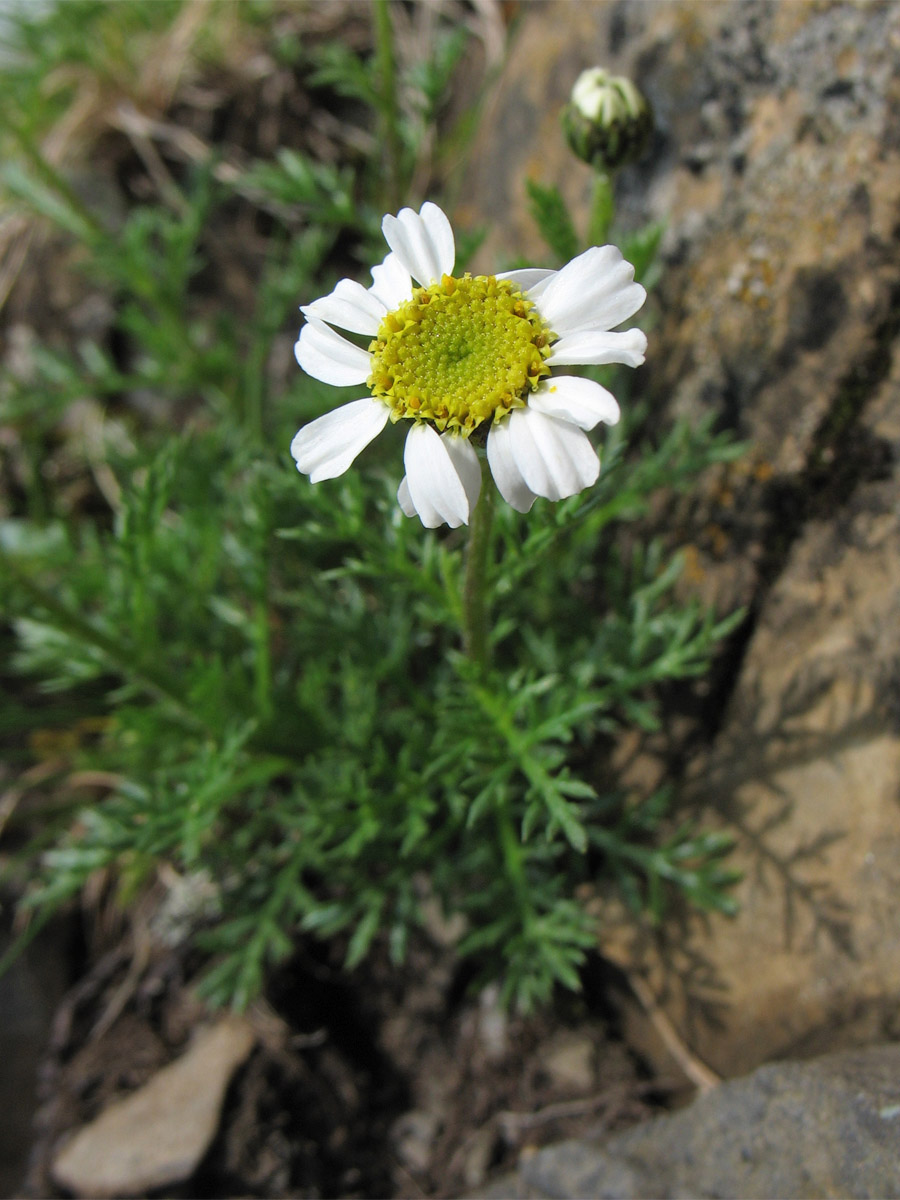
463, 0, 900, 1191
7, 919, 665, 1198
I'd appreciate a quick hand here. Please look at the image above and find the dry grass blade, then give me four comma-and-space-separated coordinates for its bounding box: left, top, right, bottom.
0, 213, 34, 312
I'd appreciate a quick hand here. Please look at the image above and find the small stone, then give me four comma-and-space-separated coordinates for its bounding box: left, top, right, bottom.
538, 1032, 596, 1094
476, 985, 510, 1062
514, 1045, 900, 1199
391, 1109, 440, 1174
459, 1125, 499, 1191
51, 1016, 255, 1198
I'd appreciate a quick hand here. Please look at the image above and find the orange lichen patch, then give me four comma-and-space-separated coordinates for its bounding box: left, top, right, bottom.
681, 544, 706, 586
703, 524, 731, 558
753, 460, 774, 483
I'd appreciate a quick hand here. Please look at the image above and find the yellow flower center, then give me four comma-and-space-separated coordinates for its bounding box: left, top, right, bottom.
367, 274, 552, 435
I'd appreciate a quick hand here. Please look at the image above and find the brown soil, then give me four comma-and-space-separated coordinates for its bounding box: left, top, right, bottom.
19, 921, 664, 1199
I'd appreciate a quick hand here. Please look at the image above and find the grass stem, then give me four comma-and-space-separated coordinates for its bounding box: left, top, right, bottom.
372, 0, 403, 212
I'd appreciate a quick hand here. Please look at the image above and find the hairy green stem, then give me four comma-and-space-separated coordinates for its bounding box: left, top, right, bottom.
587, 171, 615, 246
495, 787, 532, 919
461, 463, 494, 669
460, 472, 532, 921
372, 0, 402, 213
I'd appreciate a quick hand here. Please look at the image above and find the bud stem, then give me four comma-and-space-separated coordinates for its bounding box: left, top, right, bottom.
588, 172, 615, 246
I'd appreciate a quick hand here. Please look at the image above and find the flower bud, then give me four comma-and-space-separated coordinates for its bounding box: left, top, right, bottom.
562, 67, 653, 172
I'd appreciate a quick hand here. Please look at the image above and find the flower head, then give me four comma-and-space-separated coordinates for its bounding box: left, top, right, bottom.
291, 202, 646, 527
562, 67, 653, 172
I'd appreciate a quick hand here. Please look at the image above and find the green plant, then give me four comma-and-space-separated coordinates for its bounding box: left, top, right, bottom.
0, 0, 742, 1012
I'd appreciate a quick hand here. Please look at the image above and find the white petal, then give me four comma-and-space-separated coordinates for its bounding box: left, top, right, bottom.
403, 423, 472, 528
442, 434, 482, 515
524, 273, 558, 303
418, 202, 456, 273
487, 418, 538, 513
394, 439, 483, 523
528, 376, 620, 430
397, 475, 416, 518
370, 251, 413, 310
295, 316, 372, 386
382, 202, 455, 286
507, 408, 600, 501
290, 398, 389, 483
548, 327, 647, 369
534, 246, 646, 335
495, 267, 556, 294
301, 278, 386, 336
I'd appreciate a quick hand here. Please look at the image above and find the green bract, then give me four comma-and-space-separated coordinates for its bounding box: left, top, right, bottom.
562, 67, 654, 173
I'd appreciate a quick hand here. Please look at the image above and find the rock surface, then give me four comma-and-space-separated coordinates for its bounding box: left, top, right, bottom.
51, 1016, 255, 1198
487, 1044, 900, 1199
466, 0, 900, 1078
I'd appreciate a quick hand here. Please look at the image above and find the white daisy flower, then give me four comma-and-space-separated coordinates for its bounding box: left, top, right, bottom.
291, 201, 647, 528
